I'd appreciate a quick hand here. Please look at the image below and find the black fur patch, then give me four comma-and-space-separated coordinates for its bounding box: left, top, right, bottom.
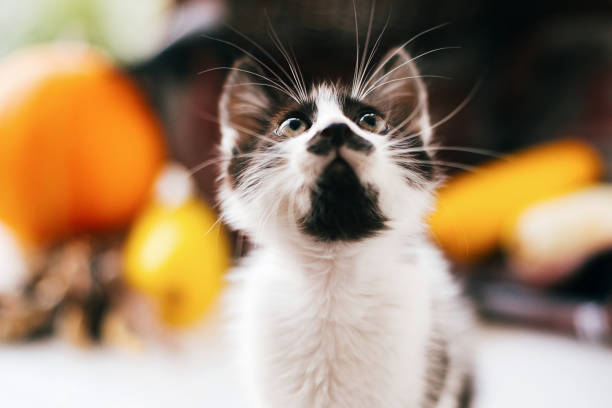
459, 375, 474, 408
340, 96, 385, 124
275, 100, 317, 132
423, 334, 450, 408
299, 158, 387, 241
228, 154, 253, 189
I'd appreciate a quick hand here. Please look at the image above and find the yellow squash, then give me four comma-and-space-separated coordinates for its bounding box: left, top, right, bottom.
123, 167, 231, 327
429, 139, 602, 263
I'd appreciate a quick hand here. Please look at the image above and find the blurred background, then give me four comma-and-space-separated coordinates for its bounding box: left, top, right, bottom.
0, 0, 611, 407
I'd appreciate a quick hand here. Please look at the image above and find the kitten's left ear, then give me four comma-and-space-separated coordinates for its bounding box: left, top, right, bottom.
362, 48, 431, 143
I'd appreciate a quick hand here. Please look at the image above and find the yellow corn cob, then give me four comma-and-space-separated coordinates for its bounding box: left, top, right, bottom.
429, 139, 603, 263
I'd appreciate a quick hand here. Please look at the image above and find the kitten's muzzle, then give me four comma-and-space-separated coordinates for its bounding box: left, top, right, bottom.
307, 123, 373, 156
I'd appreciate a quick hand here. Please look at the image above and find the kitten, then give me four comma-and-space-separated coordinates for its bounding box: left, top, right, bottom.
217, 47, 473, 408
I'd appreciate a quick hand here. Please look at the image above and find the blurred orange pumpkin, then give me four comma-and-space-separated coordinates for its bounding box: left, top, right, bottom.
0, 43, 165, 244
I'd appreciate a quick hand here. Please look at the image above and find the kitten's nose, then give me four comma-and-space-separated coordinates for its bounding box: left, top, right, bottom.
307, 123, 373, 155
321, 123, 351, 147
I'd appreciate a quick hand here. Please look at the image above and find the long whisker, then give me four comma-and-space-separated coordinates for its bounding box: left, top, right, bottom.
386, 80, 482, 140
223, 81, 303, 100
360, 22, 451, 96
351, 0, 361, 92
198, 66, 286, 91
362, 74, 451, 98
194, 107, 278, 145
354, 9, 391, 97
395, 159, 479, 173
412, 80, 482, 138
223, 23, 304, 100
202, 217, 223, 238
383, 94, 428, 136
188, 151, 286, 178
383, 145, 506, 160
361, 46, 459, 98
265, 11, 308, 101
288, 44, 308, 101
188, 157, 225, 177
200, 33, 300, 102
267, 30, 305, 101
356, 0, 377, 96
369, 46, 460, 87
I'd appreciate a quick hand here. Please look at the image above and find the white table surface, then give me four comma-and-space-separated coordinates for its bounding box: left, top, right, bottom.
1, 319, 611, 408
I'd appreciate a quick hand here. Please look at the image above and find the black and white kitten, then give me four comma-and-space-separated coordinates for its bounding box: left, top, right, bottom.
217, 47, 473, 408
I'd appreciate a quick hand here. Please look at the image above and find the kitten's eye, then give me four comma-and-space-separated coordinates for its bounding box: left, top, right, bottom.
358, 113, 387, 133
277, 117, 307, 137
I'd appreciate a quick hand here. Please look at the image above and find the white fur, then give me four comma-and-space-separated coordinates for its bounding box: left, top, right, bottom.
226, 234, 472, 408
219, 84, 472, 407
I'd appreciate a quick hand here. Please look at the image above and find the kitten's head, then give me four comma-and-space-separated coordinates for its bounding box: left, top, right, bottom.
218, 48, 437, 245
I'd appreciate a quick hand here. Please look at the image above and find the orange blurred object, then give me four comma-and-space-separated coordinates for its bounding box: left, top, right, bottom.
429, 139, 603, 264
0, 43, 165, 244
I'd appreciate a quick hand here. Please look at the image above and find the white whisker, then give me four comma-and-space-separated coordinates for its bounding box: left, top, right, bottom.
383, 95, 429, 137
397, 80, 482, 140
189, 151, 287, 178
360, 46, 459, 98
351, 0, 361, 93
384, 145, 505, 160
354, 10, 391, 97
223, 23, 306, 101
265, 11, 308, 101
199, 66, 286, 92
287, 44, 308, 102
395, 158, 479, 173
188, 157, 224, 177
224, 81, 303, 101
201, 33, 300, 102
194, 107, 279, 145
363, 74, 451, 98
359, 22, 451, 96
202, 217, 223, 238
356, 0, 377, 96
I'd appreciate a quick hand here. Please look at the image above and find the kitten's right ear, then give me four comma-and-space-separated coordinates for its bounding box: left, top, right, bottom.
219, 57, 282, 155
363, 48, 432, 143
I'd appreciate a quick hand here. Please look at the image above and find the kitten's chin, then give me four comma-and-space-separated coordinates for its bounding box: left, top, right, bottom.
298, 158, 388, 242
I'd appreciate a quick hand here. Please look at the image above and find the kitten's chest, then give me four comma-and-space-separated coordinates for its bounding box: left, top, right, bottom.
247, 259, 431, 407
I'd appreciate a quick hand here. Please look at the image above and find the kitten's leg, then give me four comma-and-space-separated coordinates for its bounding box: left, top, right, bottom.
433, 321, 473, 408
457, 375, 474, 408
427, 298, 473, 408
435, 369, 473, 408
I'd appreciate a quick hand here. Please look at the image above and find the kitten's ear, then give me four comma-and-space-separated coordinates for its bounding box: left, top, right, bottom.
219, 57, 283, 154
364, 48, 431, 143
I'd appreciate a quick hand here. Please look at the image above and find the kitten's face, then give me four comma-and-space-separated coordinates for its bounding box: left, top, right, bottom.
218, 48, 436, 244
